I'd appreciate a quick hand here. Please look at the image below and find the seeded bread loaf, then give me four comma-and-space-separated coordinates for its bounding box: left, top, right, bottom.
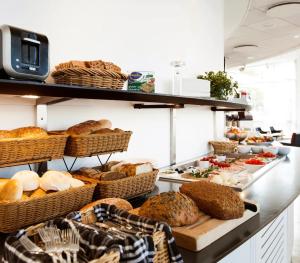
138, 192, 199, 227
180, 181, 244, 220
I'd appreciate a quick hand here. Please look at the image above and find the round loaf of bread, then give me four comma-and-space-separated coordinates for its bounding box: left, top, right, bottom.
139, 192, 199, 227
40, 171, 71, 191
12, 171, 40, 191
80, 198, 133, 212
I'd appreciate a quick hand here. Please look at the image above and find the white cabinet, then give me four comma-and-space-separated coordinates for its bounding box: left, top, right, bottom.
218, 204, 294, 263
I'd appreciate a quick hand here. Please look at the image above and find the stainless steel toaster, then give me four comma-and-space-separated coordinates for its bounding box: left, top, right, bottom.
0, 25, 49, 81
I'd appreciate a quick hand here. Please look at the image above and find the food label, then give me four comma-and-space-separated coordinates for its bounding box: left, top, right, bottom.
127, 71, 155, 93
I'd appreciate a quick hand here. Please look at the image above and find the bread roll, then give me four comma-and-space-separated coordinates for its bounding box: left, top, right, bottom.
0, 179, 23, 201
139, 192, 199, 227
30, 188, 47, 198
113, 128, 124, 133
80, 198, 133, 213
12, 171, 40, 191
69, 178, 84, 188
180, 181, 245, 220
0, 179, 10, 191
11, 127, 48, 139
98, 119, 112, 129
40, 171, 71, 191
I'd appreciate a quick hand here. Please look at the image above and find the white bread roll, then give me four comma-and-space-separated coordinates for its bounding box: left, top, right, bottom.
0, 179, 23, 201
69, 178, 84, 188
12, 171, 40, 191
98, 119, 112, 129
40, 171, 71, 191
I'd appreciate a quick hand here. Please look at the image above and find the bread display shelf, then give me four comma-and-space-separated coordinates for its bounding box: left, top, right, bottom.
65, 131, 132, 157
74, 169, 158, 200
0, 183, 95, 233
159, 155, 286, 191
172, 200, 259, 251
0, 134, 68, 168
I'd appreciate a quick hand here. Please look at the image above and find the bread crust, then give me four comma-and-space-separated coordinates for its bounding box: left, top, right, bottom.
180, 181, 244, 220
66, 119, 112, 136
11, 127, 48, 139
139, 192, 199, 227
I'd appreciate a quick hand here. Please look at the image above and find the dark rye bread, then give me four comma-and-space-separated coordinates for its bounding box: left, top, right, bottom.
180, 181, 244, 220
138, 191, 199, 227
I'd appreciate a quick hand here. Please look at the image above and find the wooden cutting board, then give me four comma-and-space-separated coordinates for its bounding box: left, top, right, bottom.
172, 201, 259, 251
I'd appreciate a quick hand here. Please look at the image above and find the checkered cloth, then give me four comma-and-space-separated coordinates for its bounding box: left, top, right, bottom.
68, 203, 184, 263
3, 204, 183, 263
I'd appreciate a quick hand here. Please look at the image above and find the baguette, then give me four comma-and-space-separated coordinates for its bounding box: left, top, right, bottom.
11, 127, 48, 139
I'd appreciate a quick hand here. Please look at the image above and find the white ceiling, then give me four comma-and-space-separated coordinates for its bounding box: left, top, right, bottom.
225, 0, 300, 68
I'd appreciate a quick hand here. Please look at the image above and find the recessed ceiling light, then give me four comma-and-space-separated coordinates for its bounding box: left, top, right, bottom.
294, 35, 300, 39
247, 56, 254, 60
233, 45, 258, 53
267, 3, 300, 18
21, 95, 40, 99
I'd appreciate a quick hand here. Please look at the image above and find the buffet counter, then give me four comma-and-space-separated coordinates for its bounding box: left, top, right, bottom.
0, 148, 299, 262
155, 147, 300, 263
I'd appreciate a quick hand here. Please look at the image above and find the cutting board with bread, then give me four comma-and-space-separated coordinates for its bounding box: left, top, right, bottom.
129, 181, 259, 252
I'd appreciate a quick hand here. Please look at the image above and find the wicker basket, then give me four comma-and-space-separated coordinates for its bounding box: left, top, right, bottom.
74, 169, 158, 200
209, 140, 238, 154
52, 68, 128, 89
0, 184, 96, 233
0, 134, 68, 167
65, 131, 132, 157
74, 206, 170, 263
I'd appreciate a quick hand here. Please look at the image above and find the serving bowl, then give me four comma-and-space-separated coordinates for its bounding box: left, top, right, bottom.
278, 146, 291, 156
251, 146, 264, 154
237, 145, 251, 154
263, 146, 279, 155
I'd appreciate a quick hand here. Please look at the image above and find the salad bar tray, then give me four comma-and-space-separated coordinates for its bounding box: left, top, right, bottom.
159, 154, 286, 191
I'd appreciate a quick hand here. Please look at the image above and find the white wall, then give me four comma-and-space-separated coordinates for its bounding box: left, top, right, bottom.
0, 0, 224, 174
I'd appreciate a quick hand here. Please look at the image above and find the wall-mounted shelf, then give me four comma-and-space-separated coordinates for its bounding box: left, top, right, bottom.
0, 79, 251, 111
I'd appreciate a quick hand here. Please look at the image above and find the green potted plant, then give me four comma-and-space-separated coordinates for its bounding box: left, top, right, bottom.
197, 71, 239, 100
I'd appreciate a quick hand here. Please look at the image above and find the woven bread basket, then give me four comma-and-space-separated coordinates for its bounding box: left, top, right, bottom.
65, 131, 132, 157
73, 206, 170, 263
52, 68, 128, 89
0, 134, 67, 168
0, 183, 95, 233
209, 140, 238, 154
74, 169, 158, 200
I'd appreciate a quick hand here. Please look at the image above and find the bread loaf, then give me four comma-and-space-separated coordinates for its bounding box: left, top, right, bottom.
0, 179, 23, 201
11, 127, 48, 139
12, 171, 40, 191
111, 162, 153, 177
81, 198, 133, 212
138, 192, 199, 227
180, 181, 244, 220
66, 119, 112, 136
0, 130, 13, 140
30, 188, 47, 198
0, 179, 10, 190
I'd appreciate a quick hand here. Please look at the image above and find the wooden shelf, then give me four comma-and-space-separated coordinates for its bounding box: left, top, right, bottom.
0, 79, 251, 110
